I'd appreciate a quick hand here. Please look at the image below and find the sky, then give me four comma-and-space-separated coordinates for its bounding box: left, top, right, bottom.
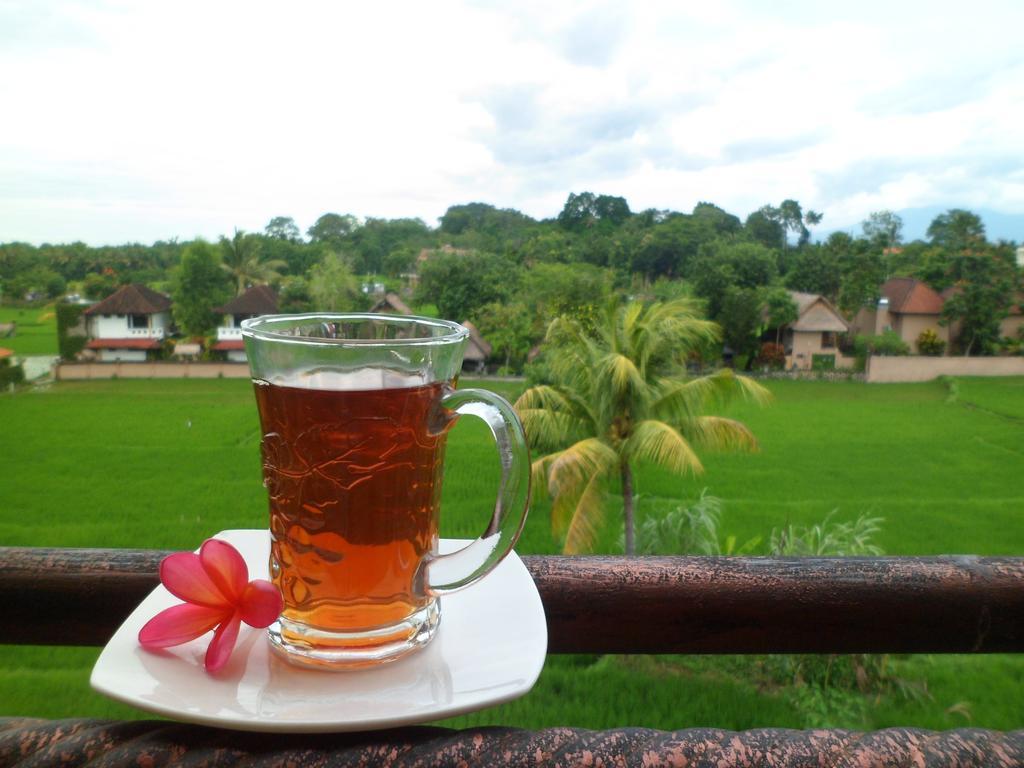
2, 0, 1023, 246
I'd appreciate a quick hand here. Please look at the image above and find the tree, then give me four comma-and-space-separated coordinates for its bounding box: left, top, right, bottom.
472, 301, 533, 372
557, 192, 631, 231
691, 239, 778, 319
861, 210, 903, 249
631, 214, 717, 279
785, 245, 842, 300
762, 285, 799, 344
307, 253, 364, 312
927, 209, 986, 252
415, 251, 516, 321
277, 276, 314, 313
833, 233, 885, 315
220, 229, 286, 295
691, 202, 742, 236
521, 262, 611, 329
514, 299, 770, 555
307, 213, 359, 246
264, 216, 301, 242
348, 218, 431, 274
173, 241, 232, 336
746, 201, 821, 250
439, 203, 535, 244
719, 287, 763, 364
744, 206, 785, 250
941, 248, 1018, 355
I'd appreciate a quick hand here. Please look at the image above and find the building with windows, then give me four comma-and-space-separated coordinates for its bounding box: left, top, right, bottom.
83, 284, 173, 362
770, 291, 853, 370
212, 285, 278, 362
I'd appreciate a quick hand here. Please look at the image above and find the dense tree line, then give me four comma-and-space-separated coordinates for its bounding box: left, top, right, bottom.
1, 196, 1020, 359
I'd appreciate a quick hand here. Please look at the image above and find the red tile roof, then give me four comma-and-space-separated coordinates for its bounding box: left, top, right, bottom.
212, 340, 246, 351
84, 284, 172, 315
880, 277, 945, 315
86, 338, 162, 350
214, 285, 278, 315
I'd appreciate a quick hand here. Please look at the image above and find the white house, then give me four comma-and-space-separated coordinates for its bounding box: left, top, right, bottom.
83, 284, 173, 362
213, 285, 278, 363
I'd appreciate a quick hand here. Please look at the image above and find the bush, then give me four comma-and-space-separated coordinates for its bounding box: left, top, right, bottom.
811, 354, 836, 372
55, 303, 87, 360
916, 328, 946, 356
755, 342, 786, 370
632, 490, 723, 555
852, 330, 910, 370
769, 511, 884, 556
0, 358, 25, 388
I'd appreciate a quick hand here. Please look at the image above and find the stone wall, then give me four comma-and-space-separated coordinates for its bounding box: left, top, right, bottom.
55, 362, 251, 380
866, 355, 1024, 383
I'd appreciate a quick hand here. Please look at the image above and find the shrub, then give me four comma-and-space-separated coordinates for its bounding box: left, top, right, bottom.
916, 328, 946, 356
852, 331, 910, 370
632, 490, 723, 555
811, 354, 836, 372
0, 358, 25, 388
755, 341, 786, 370
55, 303, 87, 360
769, 511, 884, 556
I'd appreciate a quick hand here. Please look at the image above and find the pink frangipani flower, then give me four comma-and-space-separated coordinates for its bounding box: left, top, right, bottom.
138, 538, 282, 673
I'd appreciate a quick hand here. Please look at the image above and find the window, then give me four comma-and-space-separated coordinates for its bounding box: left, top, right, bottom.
233, 314, 252, 328
129, 314, 149, 329
821, 332, 836, 349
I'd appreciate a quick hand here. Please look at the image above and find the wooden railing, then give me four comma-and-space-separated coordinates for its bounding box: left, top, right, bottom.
1, 547, 1022, 767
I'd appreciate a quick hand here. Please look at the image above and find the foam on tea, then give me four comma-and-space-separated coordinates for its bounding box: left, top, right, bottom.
253, 368, 453, 647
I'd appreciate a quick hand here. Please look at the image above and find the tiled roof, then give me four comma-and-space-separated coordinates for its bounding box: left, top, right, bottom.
84, 284, 172, 315
86, 338, 162, 350
214, 285, 278, 315
787, 291, 849, 333
880, 278, 944, 315
213, 340, 246, 351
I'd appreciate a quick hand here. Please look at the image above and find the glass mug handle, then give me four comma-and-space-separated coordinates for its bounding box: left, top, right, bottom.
425, 388, 531, 595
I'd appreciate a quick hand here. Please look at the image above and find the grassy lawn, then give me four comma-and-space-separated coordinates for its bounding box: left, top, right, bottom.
0, 376, 1021, 729
0, 305, 58, 356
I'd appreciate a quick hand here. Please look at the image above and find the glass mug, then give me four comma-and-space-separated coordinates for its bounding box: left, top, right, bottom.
241, 313, 530, 669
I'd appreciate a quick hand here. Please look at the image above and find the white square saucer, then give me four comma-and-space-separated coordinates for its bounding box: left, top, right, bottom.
90, 529, 547, 732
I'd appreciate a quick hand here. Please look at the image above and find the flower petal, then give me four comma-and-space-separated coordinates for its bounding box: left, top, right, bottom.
199, 539, 249, 604
238, 580, 283, 628
205, 610, 242, 673
160, 552, 229, 608
138, 603, 229, 649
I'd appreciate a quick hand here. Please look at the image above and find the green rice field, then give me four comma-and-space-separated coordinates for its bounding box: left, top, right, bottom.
0, 376, 1022, 730
0, 305, 58, 356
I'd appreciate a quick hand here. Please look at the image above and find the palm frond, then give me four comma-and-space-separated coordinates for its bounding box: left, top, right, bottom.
685, 416, 760, 452
622, 420, 703, 476
529, 451, 562, 504
547, 437, 619, 500
652, 368, 772, 424
594, 352, 646, 403
515, 385, 596, 450
563, 473, 609, 554
516, 408, 588, 451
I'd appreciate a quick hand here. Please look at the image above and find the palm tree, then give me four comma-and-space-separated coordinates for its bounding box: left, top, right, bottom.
514, 299, 770, 555
220, 229, 286, 295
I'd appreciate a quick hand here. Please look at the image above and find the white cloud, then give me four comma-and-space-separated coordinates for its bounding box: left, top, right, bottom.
1, 0, 1023, 243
